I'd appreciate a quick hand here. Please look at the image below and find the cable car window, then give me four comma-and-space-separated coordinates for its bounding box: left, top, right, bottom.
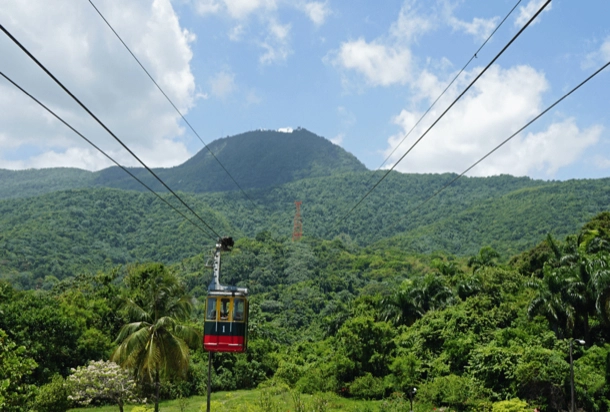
206, 298, 217, 321
233, 298, 245, 322
220, 298, 230, 320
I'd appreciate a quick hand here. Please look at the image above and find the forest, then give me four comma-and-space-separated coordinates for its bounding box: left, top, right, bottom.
1, 171, 609, 288
2, 130, 610, 411
2, 212, 610, 411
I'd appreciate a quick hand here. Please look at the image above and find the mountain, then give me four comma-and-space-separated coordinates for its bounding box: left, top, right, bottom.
0, 128, 367, 199
2, 171, 609, 288
0, 168, 95, 200
1, 128, 609, 288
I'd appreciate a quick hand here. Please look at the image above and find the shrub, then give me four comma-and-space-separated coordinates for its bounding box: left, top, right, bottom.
32, 374, 69, 412
67, 360, 142, 412
491, 398, 530, 412
296, 368, 337, 394
349, 373, 386, 399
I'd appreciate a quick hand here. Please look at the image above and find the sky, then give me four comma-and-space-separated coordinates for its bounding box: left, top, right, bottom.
0, 0, 609, 180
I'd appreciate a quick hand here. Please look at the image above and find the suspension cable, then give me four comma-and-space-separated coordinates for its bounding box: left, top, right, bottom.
0, 23, 222, 239
385, 60, 610, 236
87, 0, 257, 208
0, 70, 216, 239
327, 0, 552, 237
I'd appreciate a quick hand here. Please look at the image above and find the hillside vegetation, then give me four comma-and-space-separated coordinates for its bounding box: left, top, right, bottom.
1, 172, 609, 287
0, 128, 366, 199
2, 129, 610, 411
2, 214, 610, 411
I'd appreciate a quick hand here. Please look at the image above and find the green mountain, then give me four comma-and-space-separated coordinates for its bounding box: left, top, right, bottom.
0, 128, 366, 199
1, 128, 609, 287
1, 170, 608, 287
0, 168, 95, 200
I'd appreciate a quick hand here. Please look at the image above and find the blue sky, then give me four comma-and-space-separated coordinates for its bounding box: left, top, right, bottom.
0, 0, 609, 180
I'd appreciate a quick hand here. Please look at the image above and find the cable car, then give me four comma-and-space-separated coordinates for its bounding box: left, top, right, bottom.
203, 237, 249, 353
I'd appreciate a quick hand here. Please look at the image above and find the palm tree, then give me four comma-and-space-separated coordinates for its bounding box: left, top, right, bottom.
527, 265, 581, 338
112, 264, 199, 412
588, 253, 610, 324
382, 275, 453, 326
468, 246, 500, 273
381, 284, 421, 327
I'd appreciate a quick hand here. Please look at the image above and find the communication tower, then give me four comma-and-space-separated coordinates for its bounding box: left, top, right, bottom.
292, 201, 303, 241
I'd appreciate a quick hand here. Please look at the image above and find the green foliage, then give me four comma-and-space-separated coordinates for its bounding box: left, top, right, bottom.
573, 344, 610, 412
32, 374, 69, 412
112, 264, 200, 411
349, 373, 386, 400
491, 398, 530, 412
0, 168, 94, 200
0, 287, 92, 382
389, 353, 420, 393
0, 328, 37, 412
335, 316, 396, 379
2, 171, 610, 287
131, 406, 154, 412
2, 175, 610, 412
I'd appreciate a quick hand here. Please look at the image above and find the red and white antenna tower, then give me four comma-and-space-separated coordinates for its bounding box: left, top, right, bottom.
292, 201, 303, 241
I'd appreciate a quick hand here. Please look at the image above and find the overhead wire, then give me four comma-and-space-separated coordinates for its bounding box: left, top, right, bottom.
363, 0, 522, 189
87, 0, 257, 208
327, 0, 552, 237
0, 70, 216, 240
385, 59, 610, 236
0, 23, 223, 239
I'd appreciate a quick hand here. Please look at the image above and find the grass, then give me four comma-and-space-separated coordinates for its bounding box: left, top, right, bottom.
68, 388, 383, 412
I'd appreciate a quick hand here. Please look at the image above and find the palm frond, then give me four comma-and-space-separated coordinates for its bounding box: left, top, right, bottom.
122, 298, 152, 322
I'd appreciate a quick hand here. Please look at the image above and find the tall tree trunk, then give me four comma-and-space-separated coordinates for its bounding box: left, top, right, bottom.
118, 399, 124, 412
155, 369, 160, 412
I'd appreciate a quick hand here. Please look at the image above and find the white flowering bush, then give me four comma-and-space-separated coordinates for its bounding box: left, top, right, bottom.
67, 360, 144, 412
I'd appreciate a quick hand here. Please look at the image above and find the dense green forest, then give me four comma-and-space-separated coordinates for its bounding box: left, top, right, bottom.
2, 129, 610, 411
2, 213, 610, 411
1, 172, 609, 287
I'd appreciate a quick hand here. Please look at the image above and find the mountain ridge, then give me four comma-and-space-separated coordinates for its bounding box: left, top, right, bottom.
0, 128, 367, 199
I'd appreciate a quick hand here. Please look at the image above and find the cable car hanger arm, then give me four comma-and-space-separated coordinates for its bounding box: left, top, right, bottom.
207, 237, 248, 295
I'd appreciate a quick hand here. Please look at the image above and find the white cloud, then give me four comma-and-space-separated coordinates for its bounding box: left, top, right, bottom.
448, 15, 499, 41
209, 70, 237, 99
223, 0, 277, 20
228, 24, 245, 41
331, 133, 345, 146
192, 0, 297, 64
602, 39, 610, 60
385, 65, 601, 177
259, 19, 292, 64
439, 0, 498, 41
514, 0, 552, 28
329, 0, 499, 88
583, 37, 610, 69
331, 39, 413, 87
193, 0, 221, 15
389, 0, 434, 42
301, 2, 331, 27
0, 0, 197, 171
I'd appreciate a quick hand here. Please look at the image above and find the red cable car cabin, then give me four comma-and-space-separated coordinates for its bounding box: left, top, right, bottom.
203, 291, 248, 352
202, 237, 249, 353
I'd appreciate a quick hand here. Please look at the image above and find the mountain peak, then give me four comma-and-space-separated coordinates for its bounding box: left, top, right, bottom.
167, 128, 367, 192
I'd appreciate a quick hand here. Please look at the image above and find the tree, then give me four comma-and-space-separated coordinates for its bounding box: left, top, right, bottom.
527, 265, 582, 339
111, 264, 199, 412
0, 329, 37, 412
468, 246, 500, 273
382, 275, 453, 327
67, 360, 142, 412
